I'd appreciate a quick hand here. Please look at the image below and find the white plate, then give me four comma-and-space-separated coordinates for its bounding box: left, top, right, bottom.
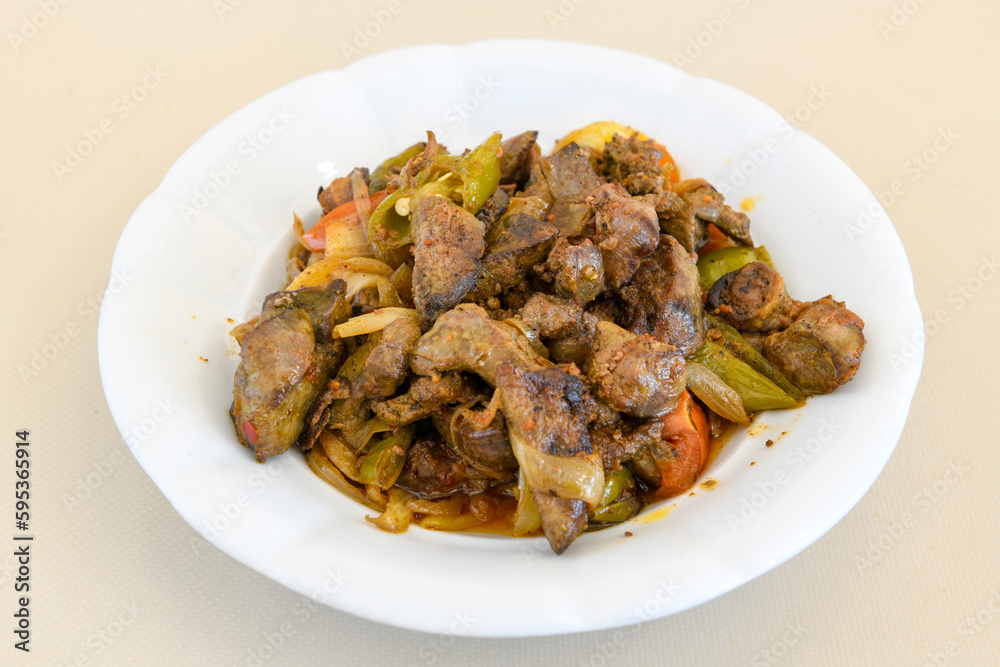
99, 40, 923, 637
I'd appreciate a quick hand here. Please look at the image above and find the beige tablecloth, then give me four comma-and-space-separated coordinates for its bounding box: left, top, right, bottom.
3, 0, 998, 664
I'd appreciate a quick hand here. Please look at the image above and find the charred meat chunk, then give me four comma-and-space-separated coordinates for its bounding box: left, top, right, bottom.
539, 142, 605, 237
432, 405, 517, 475
516, 293, 598, 341
497, 363, 601, 554
231, 281, 348, 462
297, 373, 347, 453
585, 320, 686, 419
763, 296, 866, 396
540, 142, 605, 205
231, 311, 329, 462
497, 364, 596, 458
370, 372, 479, 426
678, 179, 752, 245
520, 159, 552, 200
586, 295, 621, 324
410, 303, 548, 386
593, 418, 665, 471
475, 185, 510, 231
590, 182, 660, 290
318, 174, 356, 215
543, 335, 593, 367
618, 234, 705, 355
533, 494, 588, 555
602, 133, 666, 196
537, 237, 605, 305
516, 293, 599, 366
707, 262, 804, 333
358, 317, 422, 398
260, 280, 349, 344
467, 212, 558, 302
659, 179, 752, 252
411, 195, 486, 321
499, 130, 539, 189
395, 434, 492, 498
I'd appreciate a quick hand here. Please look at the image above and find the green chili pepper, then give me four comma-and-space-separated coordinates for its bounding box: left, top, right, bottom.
690, 339, 802, 412
705, 314, 805, 404
590, 497, 641, 524
754, 245, 774, 268
437, 132, 502, 214
697, 245, 774, 292
367, 133, 502, 249
369, 142, 426, 194
358, 424, 416, 489
415, 132, 502, 211
367, 189, 413, 248
598, 468, 634, 507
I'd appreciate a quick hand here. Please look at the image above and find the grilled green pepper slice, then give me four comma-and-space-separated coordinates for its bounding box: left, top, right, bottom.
598, 468, 634, 507
690, 339, 802, 412
358, 424, 416, 489
706, 314, 805, 403
426, 132, 502, 215
590, 497, 641, 524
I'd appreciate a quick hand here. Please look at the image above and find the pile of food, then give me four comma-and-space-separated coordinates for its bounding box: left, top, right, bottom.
228, 122, 866, 554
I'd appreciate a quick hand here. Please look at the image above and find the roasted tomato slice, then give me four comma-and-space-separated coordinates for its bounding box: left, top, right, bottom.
632, 390, 709, 501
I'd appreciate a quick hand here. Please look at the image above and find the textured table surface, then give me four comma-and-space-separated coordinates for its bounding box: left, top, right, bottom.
3, 1, 998, 665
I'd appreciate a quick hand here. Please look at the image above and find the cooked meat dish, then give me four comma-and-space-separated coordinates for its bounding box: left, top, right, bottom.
229, 121, 866, 554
